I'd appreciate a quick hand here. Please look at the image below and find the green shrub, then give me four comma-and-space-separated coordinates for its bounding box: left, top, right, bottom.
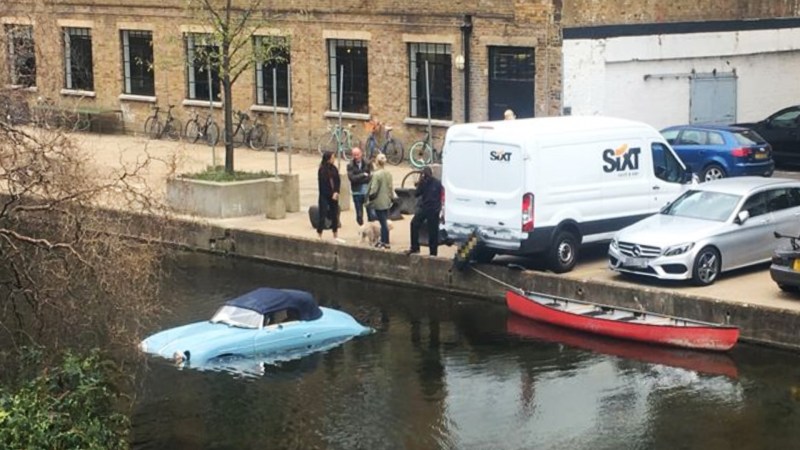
0, 349, 129, 450
182, 165, 272, 182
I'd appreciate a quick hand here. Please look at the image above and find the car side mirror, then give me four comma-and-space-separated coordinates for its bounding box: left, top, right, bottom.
736, 210, 750, 225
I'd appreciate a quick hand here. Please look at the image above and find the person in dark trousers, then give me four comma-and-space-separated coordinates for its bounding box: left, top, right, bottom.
346, 147, 371, 226
405, 166, 443, 256
317, 151, 343, 242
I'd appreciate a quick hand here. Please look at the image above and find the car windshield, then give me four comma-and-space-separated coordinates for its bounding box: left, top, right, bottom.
662, 190, 742, 222
210, 305, 262, 329
733, 130, 767, 146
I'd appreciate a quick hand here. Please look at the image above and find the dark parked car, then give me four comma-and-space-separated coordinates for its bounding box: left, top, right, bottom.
735, 105, 800, 166
770, 231, 800, 292
661, 125, 774, 182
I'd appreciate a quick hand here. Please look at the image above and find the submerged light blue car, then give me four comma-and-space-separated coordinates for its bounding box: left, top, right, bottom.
139, 287, 372, 368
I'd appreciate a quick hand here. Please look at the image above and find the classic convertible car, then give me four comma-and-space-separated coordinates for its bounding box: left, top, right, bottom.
139, 287, 372, 368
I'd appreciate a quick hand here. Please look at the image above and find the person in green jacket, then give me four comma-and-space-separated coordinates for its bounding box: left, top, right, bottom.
367, 153, 394, 249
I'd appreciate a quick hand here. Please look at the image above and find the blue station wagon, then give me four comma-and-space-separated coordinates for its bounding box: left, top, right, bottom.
661, 125, 774, 182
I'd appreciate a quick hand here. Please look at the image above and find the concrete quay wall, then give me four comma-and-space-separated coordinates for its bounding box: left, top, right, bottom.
132, 212, 800, 351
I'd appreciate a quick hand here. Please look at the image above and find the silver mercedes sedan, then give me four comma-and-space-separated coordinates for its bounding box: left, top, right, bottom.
608, 177, 800, 286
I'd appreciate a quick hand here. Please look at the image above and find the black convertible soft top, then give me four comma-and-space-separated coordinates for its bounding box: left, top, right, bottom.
226, 288, 323, 321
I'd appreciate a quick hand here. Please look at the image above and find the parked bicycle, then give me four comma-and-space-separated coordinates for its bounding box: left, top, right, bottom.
363, 119, 404, 165
144, 104, 181, 141
225, 110, 268, 150
317, 121, 359, 162
184, 110, 220, 146
408, 128, 442, 168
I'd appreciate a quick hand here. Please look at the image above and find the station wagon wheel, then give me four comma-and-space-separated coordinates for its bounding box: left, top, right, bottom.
701, 164, 726, 182
548, 230, 579, 273
692, 246, 721, 286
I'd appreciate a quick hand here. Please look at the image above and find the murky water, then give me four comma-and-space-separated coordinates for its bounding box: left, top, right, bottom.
132, 253, 800, 450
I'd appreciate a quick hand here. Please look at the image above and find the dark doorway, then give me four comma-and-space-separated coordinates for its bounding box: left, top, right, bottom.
488, 46, 535, 120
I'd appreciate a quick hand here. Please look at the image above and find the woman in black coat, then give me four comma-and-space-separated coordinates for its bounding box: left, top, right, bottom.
317, 151, 342, 241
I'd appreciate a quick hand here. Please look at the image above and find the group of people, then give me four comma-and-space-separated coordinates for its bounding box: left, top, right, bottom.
316, 147, 442, 255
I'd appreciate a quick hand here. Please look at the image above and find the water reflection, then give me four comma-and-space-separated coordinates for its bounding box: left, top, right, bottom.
132, 253, 800, 450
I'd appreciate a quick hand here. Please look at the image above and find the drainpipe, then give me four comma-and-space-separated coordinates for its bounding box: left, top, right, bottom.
460, 15, 473, 123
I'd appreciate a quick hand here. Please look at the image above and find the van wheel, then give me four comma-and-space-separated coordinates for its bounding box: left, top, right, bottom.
548, 230, 579, 273
692, 246, 720, 286
473, 248, 495, 264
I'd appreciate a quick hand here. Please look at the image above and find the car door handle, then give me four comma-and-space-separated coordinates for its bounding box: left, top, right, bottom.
652, 186, 660, 191
485, 200, 497, 205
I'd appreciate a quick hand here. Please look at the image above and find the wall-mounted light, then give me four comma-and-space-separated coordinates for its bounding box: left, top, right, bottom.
455, 54, 465, 71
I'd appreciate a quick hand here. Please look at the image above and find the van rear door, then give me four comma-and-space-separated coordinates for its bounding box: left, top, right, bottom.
444, 130, 526, 238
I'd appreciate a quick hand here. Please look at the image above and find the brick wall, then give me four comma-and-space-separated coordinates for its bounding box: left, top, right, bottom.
563, 0, 800, 26
1, 0, 560, 150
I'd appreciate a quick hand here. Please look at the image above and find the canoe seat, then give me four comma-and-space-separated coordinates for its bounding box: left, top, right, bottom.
565, 305, 597, 315
582, 309, 610, 317
616, 315, 639, 322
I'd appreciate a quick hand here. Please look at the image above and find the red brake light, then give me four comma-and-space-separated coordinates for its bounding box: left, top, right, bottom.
440, 189, 445, 223
522, 193, 534, 232
731, 147, 750, 157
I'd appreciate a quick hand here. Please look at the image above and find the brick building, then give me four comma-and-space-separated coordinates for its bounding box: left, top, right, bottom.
0, 0, 561, 148
2, 1, 799, 146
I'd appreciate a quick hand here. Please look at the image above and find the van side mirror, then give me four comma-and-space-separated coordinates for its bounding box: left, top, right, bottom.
735, 210, 750, 225
659, 202, 671, 214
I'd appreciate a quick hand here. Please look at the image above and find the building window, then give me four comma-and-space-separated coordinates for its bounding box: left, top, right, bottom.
185, 33, 220, 101
327, 39, 368, 114
63, 27, 94, 91
5, 24, 36, 87
408, 43, 452, 120
121, 30, 154, 96
254, 36, 289, 107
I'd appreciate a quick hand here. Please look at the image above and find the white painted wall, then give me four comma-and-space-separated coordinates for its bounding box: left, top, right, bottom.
563, 28, 800, 129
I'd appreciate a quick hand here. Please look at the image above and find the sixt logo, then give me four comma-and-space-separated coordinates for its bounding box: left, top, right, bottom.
489, 149, 512, 162
602, 144, 641, 173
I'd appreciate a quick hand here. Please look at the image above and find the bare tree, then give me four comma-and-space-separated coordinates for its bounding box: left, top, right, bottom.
0, 120, 175, 370
186, 0, 287, 174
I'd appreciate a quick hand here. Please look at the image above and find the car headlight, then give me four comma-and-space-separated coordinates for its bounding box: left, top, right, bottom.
663, 242, 695, 256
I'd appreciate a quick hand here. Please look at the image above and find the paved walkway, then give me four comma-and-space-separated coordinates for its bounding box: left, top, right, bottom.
78, 132, 453, 256
75, 131, 800, 315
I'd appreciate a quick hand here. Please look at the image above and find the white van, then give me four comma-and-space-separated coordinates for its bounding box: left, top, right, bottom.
442, 116, 692, 272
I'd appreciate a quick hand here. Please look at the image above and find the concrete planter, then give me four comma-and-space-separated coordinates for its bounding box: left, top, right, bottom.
166, 176, 273, 218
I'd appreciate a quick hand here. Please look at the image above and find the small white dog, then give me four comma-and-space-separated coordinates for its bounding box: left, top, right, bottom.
358, 220, 394, 246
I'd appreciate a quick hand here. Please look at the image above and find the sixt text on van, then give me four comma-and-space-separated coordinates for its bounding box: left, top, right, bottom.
602, 144, 641, 173
489, 150, 512, 162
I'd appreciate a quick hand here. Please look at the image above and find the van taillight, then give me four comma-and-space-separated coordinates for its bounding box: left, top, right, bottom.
440, 189, 446, 223
731, 147, 750, 157
522, 193, 534, 232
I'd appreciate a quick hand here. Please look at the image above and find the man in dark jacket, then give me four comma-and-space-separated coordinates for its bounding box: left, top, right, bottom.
346, 147, 372, 226
405, 166, 443, 256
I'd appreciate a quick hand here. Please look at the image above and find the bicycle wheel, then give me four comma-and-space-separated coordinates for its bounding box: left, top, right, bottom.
166, 119, 182, 141
205, 122, 220, 146
383, 138, 404, 165
318, 133, 337, 155
184, 120, 200, 143
144, 117, 161, 139
249, 124, 268, 150
402, 169, 423, 188
408, 141, 433, 168
232, 126, 245, 148
73, 113, 91, 132
339, 131, 358, 161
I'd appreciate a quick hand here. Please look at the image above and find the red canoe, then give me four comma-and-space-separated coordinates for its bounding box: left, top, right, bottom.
506, 290, 739, 351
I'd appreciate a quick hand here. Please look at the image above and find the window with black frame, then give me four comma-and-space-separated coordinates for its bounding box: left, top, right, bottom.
63, 27, 93, 91
121, 30, 154, 96
5, 24, 36, 87
185, 33, 220, 101
327, 39, 368, 114
254, 36, 289, 107
408, 43, 452, 120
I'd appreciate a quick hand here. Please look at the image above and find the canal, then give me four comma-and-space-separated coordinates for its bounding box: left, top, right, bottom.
133, 253, 800, 450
